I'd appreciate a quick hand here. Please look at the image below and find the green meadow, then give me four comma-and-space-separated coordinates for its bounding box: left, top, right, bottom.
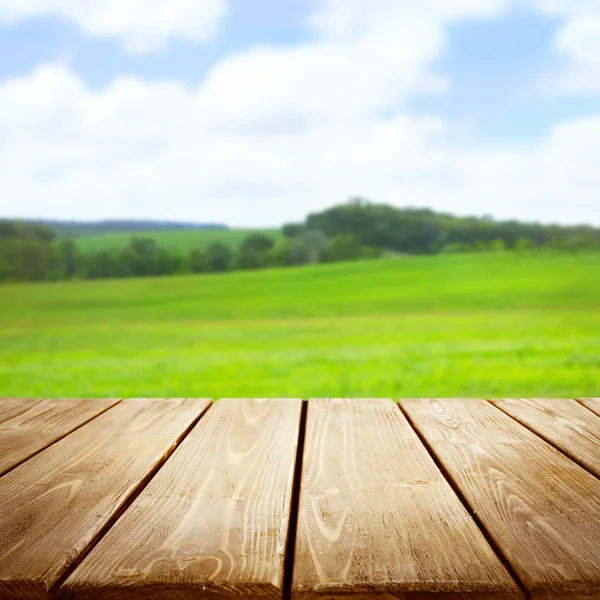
73, 227, 282, 253
0, 252, 598, 398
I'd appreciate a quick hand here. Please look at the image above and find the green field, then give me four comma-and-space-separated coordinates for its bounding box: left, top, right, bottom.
73, 228, 282, 253
0, 252, 599, 398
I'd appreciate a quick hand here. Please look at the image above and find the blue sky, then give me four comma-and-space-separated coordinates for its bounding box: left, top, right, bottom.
0, 0, 599, 226
0, 0, 313, 88
411, 7, 580, 140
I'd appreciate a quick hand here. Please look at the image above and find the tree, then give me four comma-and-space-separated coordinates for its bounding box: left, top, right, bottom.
321, 234, 364, 263
236, 234, 277, 270
85, 250, 126, 279
0, 238, 59, 281
240, 234, 275, 254
57, 239, 81, 278
300, 200, 600, 255
289, 239, 311, 265
235, 249, 271, 270
305, 202, 443, 254
117, 237, 183, 277
121, 237, 161, 276
206, 242, 232, 272
0, 220, 19, 239
298, 229, 328, 263
154, 248, 183, 275
188, 249, 209, 273
30, 224, 56, 244
269, 239, 290, 266
282, 223, 304, 238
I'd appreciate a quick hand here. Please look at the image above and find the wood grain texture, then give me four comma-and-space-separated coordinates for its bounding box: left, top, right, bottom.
0, 398, 120, 476
491, 399, 600, 478
578, 398, 600, 418
0, 399, 42, 424
292, 398, 522, 600
0, 397, 211, 600
401, 399, 600, 600
59, 398, 303, 600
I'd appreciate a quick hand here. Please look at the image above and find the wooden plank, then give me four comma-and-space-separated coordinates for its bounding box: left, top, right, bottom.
292, 398, 522, 600
401, 398, 600, 600
0, 399, 41, 425
0, 397, 211, 600
491, 399, 600, 478
0, 398, 121, 476
579, 398, 600, 418
59, 398, 302, 600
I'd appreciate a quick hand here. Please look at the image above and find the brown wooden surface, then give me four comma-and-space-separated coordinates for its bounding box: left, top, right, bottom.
0, 398, 120, 477
579, 398, 600, 418
0, 398, 211, 600
2, 397, 600, 600
60, 398, 303, 600
491, 399, 600, 478
292, 398, 522, 600
0, 398, 42, 425
401, 398, 600, 600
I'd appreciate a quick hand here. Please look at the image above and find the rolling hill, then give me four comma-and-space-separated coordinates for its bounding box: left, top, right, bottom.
1, 251, 598, 398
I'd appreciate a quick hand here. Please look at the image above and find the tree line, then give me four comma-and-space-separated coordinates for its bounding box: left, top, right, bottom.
26, 219, 227, 237
2, 199, 599, 283
0, 219, 380, 283
284, 199, 600, 254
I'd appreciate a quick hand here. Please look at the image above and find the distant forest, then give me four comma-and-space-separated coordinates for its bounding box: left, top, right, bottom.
286, 199, 600, 255
2, 199, 600, 283
23, 219, 228, 237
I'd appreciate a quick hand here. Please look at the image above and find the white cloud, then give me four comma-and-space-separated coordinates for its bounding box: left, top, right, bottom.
526, 0, 600, 95
556, 15, 600, 63
309, 0, 508, 38
1, 62, 599, 227
197, 38, 447, 128
0, 0, 227, 52
0, 0, 599, 226
448, 117, 600, 224
553, 14, 600, 94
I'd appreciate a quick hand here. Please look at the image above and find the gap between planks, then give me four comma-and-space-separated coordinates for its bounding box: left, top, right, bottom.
0, 399, 123, 478
283, 400, 308, 600
489, 399, 600, 482
0, 399, 213, 600
58, 398, 303, 600
49, 399, 214, 598
397, 401, 530, 599
576, 398, 600, 419
401, 398, 600, 600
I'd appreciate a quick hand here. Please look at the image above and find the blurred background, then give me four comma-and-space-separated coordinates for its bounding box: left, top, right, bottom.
0, 0, 599, 398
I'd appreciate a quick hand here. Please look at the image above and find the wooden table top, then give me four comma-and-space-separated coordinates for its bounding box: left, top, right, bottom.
1, 398, 599, 600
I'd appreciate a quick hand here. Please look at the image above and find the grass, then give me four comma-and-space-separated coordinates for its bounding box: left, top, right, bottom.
0, 252, 599, 398
72, 228, 282, 254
